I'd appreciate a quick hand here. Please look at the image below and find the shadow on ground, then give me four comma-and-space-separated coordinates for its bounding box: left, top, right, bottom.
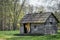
14, 32, 60, 36
14, 34, 44, 36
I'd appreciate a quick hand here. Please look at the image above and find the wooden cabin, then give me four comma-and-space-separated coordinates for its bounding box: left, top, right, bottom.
20, 12, 59, 34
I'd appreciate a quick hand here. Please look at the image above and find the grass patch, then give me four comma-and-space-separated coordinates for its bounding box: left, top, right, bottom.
0, 30, 19, 38
7, 35, 60, 40
0, 30, 60, 40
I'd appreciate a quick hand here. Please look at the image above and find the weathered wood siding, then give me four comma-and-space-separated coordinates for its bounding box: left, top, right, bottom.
30, 23, 44, 34
20, 24, 24, 34
44, 15, 57, 34
30, 15, 57, 34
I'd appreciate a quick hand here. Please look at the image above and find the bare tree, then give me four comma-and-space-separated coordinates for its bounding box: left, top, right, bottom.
13, 0, 26, 30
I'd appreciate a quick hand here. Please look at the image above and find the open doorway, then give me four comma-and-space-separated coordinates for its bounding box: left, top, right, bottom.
24, 24, 27, 33
24, 23, 30, 34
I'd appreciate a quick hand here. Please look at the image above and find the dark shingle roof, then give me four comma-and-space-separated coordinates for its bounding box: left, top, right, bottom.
20, 12, 59, 23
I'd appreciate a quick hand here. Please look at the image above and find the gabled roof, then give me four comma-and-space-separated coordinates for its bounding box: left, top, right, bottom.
20, 12, 59, 23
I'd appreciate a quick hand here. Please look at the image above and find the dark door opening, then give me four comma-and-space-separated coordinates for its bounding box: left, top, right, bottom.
24, 24, 27, 33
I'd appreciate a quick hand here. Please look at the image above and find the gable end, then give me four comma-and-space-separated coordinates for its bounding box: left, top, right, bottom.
45, 13, 59, 23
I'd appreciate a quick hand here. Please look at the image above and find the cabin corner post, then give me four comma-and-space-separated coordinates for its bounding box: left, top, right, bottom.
20, 23, 24, 34
54, 24, 57, 34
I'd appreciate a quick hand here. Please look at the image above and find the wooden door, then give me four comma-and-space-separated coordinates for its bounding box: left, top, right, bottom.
24, 23, 30, 33
25, 23, 30, 33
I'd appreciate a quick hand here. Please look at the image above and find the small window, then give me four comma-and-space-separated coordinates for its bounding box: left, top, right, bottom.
50, 22, 52, 24
34, 25, 36, 28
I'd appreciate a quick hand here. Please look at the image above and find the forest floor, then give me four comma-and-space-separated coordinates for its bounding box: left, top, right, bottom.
0, 30, 60, 40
